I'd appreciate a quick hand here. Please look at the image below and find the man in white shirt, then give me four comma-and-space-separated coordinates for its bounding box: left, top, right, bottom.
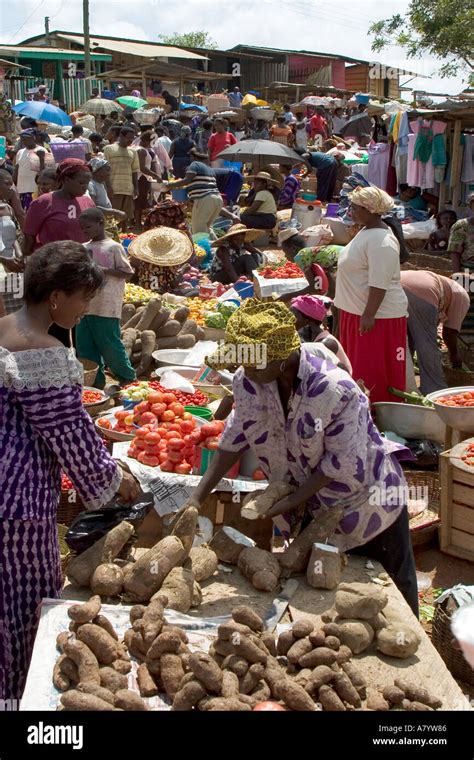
13, 130, 45, 210
331, 108, 347, 135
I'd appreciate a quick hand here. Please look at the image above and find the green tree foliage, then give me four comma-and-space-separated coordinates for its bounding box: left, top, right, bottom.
370, 0, 474, 81
158, 31, 218, 50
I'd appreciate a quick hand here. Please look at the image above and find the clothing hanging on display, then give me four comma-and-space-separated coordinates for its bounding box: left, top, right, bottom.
407, 120, 446, 190
461, 134, 474, 183
413, 118, 434, 163
367, 142, 391, 190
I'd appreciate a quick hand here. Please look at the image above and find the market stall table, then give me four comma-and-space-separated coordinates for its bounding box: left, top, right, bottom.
22, 555, 470, 710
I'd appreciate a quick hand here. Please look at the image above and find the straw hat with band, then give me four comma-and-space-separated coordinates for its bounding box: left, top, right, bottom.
129, 226, 193, 267
211, 223, 261, 247
248, 171, 281, 186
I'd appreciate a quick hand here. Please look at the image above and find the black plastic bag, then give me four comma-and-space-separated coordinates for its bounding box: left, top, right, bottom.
65, 494, 154, 555
403, 439, 442, 469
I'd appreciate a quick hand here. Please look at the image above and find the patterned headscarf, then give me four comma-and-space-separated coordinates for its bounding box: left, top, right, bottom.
206, 298, 301, 369
89, 157, 109, 173
56, 158, 90, 182
291, 295, 327, 323
349, 186, 394, 215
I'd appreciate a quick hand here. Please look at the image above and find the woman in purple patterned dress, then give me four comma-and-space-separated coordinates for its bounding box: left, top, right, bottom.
189, 299, 418, 614
0, 241, 140, 702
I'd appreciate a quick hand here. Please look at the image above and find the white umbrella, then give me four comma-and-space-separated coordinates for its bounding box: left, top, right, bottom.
80, 98, 123, 116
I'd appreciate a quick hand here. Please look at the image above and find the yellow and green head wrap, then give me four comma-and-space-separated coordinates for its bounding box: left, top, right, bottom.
206, 298, 301, 370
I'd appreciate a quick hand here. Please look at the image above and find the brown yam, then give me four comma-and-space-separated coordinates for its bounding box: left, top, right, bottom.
186, 545, 218, 582
189, 652, 223, 694
341, 662, 367, 698
76, 682, 116, 705
56, 631, 70, 653
135, 297, 162, 332
179, 319, 199, 337
306, 543, 343, 590
170, 507, 199, 557
90, 564, 124, 598
322, 623, 342, 638
60, 690, 115, 711
276, 679, 316, 711
332, 672, 361, 707
292, 619, 314, 639
324, 636, 340, 651
334, 645, 352, 664
402, 699, 434, 712
318, 685, 346, 711
200, 698, 251, 712
209, 526, 255, 564
129, 605, 146, 624
123, 629, 147, 661
68, 595, 102, 624
160, 653, 185, 698
173, 306, 190, 324
260, 632, 277, 657
376, 624, 420, 659
53, 656, 71, 692
76, 623, 119, 665
287, 637, 313, 664
92, 614, 119, 642
122, 535, 186, 602
218, 621, 254, 641
59, 656, 79, 683
278, 506, 344, 576
335, 582, 388, 620
121, 303, 135, 326
337, 620, 374, 655
112, 659, 132, 675
221, 670, 240, 698
232, 635, 268, 664
172, 681, 206, 711
383, 685, 405, 706
67, 521, 135, 588
159, 567, 194, 613
63, 638, 100, 686
135, 330, 156, 377
155, 319, 182, 338
231, 606, 264, 632
366, 688, 390, 711
277, 629, 296, 656
308, 629, 326, 648
305, 666, 334, 696
176, 334, 196, 349
99, 667, 128, 694
299, 647, 338, 669
122, 306, 144, 330
147, 631, 182, 659
149, 309, 171, 334
221, 655, 249, 678
237, 547, 280, 592
155, 336, 183, 350
394, 678, 442, 709
114, 689, 148, 711
136, 663, 158, 697
122, 328, 138, 358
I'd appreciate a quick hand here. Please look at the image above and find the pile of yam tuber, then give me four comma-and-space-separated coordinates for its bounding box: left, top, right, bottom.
55, 599, 441, 712
120, 297, 205, 376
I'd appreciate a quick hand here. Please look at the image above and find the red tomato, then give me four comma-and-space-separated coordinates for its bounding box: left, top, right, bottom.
162, 410, 175, 422
169, 402, 185, 417
97, 418, 112, 429
140, 412, 158, 426
179, 420, 195, 435
252, 469, 266, 481
168, 438, 185, 451
205, 437, 220, 450
175, 462, 192, 475
144, 432, 161, 445
201, 423, 217, 438
134, 438, 148, 451
150, 403, 167, 417
127, 447, 138, 459
182, 412, 193, 420
159, 451, 169, 463
138, 451, 160, 467
168, 450, 185, 464
213, 420, 225, 434
160, 460, 175, 472
252, 702, 287, 711
134, 401, 150, 415
135, 426, 151, 439
162, 393, 177, 405
115, 410, 129, 422
168, 423, 182, 433
147, 391, 165, 405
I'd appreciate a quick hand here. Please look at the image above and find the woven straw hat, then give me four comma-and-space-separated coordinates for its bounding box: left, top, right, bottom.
129, 226, 193, 266
211, 223, 262, 247
247, 171, 281, 186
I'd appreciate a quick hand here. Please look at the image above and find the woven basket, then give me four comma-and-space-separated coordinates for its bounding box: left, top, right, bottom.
57, 489, 85, 527
432, 598, 474, 685
442, 361, 474, 387
404, 469, 441, 547
408, 252, 452, 270
78, 357, 99, 387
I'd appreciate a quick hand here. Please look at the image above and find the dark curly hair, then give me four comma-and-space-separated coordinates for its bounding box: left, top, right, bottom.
24, 241, 104, 305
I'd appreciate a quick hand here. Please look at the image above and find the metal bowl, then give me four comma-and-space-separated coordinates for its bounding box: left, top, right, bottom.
152, 349, 200, 368
153, 365, 198, 380
426, 386, 474, 434
82, 386, 108, 408
373, 402, 446, 444
95, 408, 135, 442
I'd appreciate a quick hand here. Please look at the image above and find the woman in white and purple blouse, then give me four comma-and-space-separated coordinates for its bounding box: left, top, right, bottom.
0, 241, 140, 702
189, 299, 418, 615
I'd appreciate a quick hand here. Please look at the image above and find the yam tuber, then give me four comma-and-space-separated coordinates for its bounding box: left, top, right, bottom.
170, 507, 199, 557
306, 543, 343, 590
189, 652, 223, 694
318, 685, 346, 711
99, 667, 128, 694
67, 521, 135, 588
292, 619, 314, 639
122, 328, 138, 358
304, 665, 334, 696
149, 309, 171, 334
155, 319, 182, 338
123, 535, 186, 602
76, 682, 116, 705
173, 306, 190, 324
122, 306, 144, 330
68, 595, 102, 624
335, 582, 388, 620
135, 297, 162, 332
278, 506, 344, 576
186, 545, 218, 583
137, 663, 158, 697
394, 678, 441, 709
135, 330, 156, 377
376, 624, 420, 659
53, 656, 71, 692
63, 638, 100, 685
90, 564, 124, 598
209, 526, 255, 565
114, 689, 148, 711
237, 547, 281, 592
76, 623, 120, 665
241, 482, 295, 521
176, 334, 196, 349
121, 304, 136, 326
232, 606, 264, 632
337, 620, 374, 655
159, 567, 195, 613
172, 681, 206, 711
160, 653, 185, 698
276, 679, 316, 711
60, 690, 115, 711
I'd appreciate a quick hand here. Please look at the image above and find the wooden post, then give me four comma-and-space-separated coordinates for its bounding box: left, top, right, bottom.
450, 119, 462, 189
83, 0, 91, 100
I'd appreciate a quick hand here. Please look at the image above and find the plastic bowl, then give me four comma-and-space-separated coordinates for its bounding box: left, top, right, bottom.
373, 402, 446, 444
152, 349, 200, 368
426, 386, 474, 434
184, 406, 213, 420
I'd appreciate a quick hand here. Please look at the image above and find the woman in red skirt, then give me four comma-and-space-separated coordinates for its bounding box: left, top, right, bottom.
334, 186, 408, 403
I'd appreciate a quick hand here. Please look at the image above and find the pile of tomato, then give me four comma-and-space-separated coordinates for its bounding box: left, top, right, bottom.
436, 391, 474, 407
460, 441, 474, 466
257, 261, 304, 280
82, 389, 104, 405
124, 380, 209, 408
61, 473, 74, 491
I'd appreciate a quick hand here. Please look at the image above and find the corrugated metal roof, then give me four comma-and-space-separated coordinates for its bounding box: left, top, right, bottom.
0, 44, 110, 60
56, 33, 207, 61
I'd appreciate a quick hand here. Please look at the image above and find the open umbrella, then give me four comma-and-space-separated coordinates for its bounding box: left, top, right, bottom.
12, 100, 72, 127
80, 98, 123, 116
116, 96, 147, 110
217, 139, 303, 168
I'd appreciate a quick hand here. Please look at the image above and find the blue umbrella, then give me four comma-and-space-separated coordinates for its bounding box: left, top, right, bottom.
179, 102, 207, 112
12, 100, 72, 127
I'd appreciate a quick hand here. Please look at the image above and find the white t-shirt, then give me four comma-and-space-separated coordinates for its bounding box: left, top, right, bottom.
84, 238, 133, 318
15, 147, 45, 194
334, 227, 408, 319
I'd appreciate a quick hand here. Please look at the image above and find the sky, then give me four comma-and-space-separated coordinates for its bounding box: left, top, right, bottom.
0, 0, 469, 97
